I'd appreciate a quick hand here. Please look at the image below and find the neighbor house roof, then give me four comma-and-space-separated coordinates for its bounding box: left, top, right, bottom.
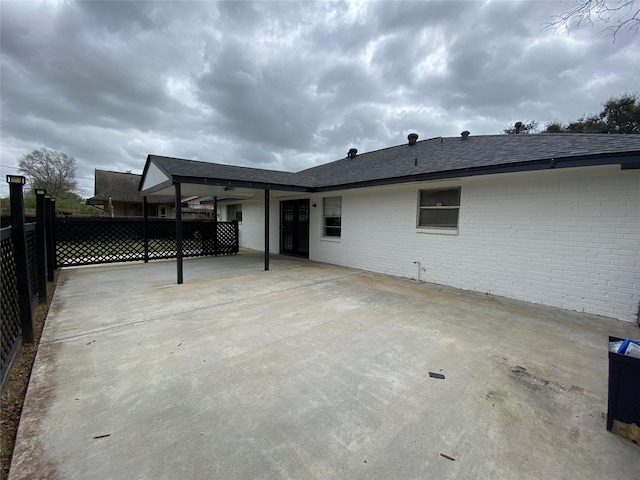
89, 169, 174, 205
140, 133, 640, 196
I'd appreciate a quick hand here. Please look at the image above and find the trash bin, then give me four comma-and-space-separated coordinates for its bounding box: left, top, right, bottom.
607, 336, 640, 443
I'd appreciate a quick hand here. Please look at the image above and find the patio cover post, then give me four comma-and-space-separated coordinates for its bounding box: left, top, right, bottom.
143, 195, 149, 263
175, 182, 183, 284
264, 189, 269, 271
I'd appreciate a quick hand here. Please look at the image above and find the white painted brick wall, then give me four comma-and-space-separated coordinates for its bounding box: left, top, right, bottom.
234, 198, 291, 253
309, 165, 640, 322
225, 165, 640, 322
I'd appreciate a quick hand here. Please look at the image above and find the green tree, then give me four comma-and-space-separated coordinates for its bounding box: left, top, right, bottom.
544, 121, 565, 133
503, 120, 539, 134
18, 147, 79, 199
599, 93, 640, 133
543, 93, 640, 134
563, 114, 608, 133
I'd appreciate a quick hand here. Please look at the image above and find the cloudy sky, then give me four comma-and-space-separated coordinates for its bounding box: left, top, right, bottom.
1, 0, 638, 198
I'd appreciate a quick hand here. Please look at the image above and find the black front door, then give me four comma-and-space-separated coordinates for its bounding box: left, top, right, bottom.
280, 199, 310, 258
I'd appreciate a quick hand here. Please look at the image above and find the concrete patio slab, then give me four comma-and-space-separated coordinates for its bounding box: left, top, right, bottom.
9, 250, 640, 479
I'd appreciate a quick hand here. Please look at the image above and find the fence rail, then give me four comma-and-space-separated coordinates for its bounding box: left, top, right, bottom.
55, 218, 239, 267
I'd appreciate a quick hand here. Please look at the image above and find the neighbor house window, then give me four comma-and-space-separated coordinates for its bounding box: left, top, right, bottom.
323, 196, 341, 237
159, 206, 167, 218
418, 188, 460, 229
227, 204, 242, 223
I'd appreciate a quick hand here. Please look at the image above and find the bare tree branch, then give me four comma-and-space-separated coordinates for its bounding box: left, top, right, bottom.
544, 0, 639, 41
18, 147, 79, 199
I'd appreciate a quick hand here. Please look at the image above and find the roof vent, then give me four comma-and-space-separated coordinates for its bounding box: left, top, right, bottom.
347, 148, 358, 159
514, 121, 522, 134
408, 133, 419, 146
461, 130, 470, 140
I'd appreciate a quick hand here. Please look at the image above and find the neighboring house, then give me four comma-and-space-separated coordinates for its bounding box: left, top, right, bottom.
181, 196, 217, 220
87, 169, 173, 217
88, 169, 216, 218
139, 132, 640, 322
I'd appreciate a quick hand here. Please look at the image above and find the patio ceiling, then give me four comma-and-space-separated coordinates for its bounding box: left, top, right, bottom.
141, 182, 304, 202
141, 182, 261, 201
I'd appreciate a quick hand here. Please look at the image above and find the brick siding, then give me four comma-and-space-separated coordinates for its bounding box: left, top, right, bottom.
236, 165, 640, 322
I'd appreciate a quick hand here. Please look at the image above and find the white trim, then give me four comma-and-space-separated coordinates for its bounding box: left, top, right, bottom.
415, 228, 459, 235
142, 162, 170, 191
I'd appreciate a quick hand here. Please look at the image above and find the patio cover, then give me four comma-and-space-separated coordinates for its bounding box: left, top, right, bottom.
139, 155, 312, 283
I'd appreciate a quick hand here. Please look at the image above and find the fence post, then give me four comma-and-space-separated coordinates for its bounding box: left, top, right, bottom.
44, 195, 54, 281
233, 220, 239, 254
6, 175, 34, 343
198, 219, 204, 255
35, 189, 47, 302
50, 197, 57, 269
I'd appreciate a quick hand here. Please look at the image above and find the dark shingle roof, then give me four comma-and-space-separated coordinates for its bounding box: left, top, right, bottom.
148, 156, 304, 186
298, 133, 640, 188
141, 133, 640, 193
89, 170, 173, 204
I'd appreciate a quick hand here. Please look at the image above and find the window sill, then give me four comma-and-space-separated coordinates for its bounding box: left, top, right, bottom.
416, 227, 458, 236
321, 236, 341, 243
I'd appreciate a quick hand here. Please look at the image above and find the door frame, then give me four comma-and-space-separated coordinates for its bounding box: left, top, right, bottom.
280, 199, 310, 258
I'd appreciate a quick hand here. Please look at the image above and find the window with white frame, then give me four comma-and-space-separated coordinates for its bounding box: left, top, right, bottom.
323, 196, 342, 237
227, 204, 242, 223
417, 188, 460, 229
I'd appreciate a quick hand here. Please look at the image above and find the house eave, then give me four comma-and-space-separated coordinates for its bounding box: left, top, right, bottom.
171, 175, 312, 193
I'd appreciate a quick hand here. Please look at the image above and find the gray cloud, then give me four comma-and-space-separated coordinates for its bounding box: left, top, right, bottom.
1, 0, 638, 198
